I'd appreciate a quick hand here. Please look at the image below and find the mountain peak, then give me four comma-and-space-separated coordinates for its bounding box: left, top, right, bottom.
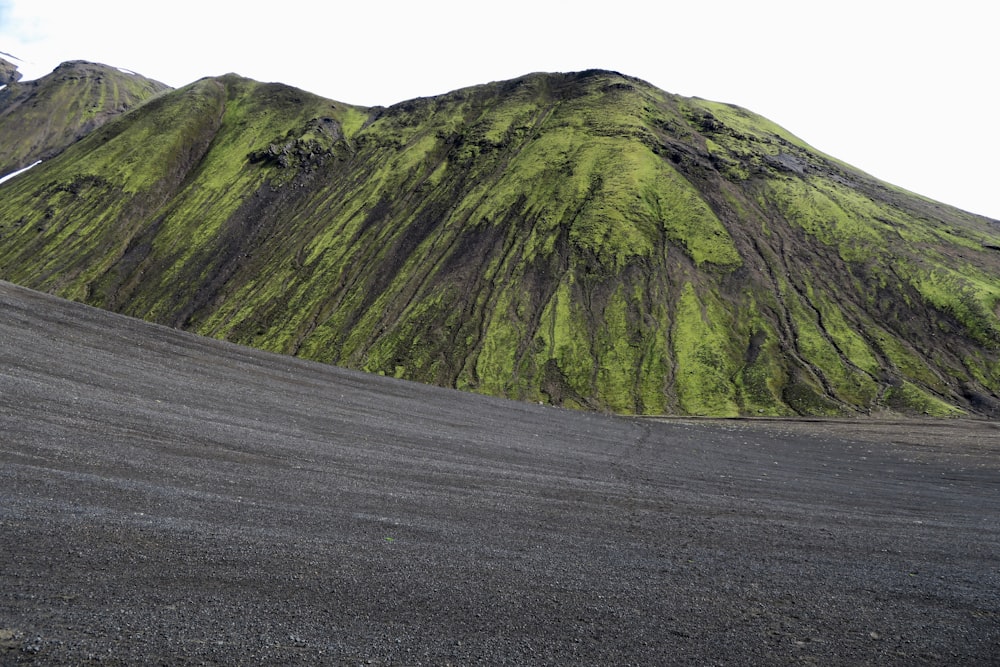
47, 59, 167, 84
0, 59, 171, 177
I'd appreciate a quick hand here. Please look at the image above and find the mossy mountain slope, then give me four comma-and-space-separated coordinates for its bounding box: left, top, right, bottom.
0, 59, 170, 176
1, 68, 998, 416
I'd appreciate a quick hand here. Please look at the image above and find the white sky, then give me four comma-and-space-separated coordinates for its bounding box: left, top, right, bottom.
1, 0, 997, 220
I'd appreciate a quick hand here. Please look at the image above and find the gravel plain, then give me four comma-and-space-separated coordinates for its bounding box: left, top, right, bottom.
1, 280, 998, 665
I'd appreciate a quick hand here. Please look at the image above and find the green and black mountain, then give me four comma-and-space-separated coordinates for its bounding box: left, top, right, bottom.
0, 57, 170, 175
1, 64, 998, 417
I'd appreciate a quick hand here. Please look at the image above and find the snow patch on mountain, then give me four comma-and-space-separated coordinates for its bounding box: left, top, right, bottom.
0, 160, 42, 185
0, 51, 55, 82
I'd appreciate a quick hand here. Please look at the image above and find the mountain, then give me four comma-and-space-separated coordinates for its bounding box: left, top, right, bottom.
1, 65, 998, 417
0, 58, 170, 176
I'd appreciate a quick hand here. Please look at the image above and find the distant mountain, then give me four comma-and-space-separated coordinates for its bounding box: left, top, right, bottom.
0, 55, 22, 85
1, 64, 998, 417
0, 58, 170, 176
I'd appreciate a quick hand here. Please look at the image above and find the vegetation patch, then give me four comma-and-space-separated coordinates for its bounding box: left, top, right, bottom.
672, 282, 740, 416
883, 382, 964, 416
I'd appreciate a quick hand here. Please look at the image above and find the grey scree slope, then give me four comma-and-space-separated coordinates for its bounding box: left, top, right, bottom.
1, 280, 998, 665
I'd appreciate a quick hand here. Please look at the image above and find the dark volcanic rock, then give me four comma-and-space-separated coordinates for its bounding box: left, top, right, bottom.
961, 382, 1000, 417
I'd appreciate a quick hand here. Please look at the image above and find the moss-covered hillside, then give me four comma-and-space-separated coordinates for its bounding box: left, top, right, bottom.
0, 59, 170, 176
1, 67, 998, 417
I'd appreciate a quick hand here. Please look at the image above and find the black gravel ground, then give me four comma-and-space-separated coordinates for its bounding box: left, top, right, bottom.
1, 280, 998, 665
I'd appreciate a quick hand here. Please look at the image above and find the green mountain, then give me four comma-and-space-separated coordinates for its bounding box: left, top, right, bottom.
1, 65, 998, 417
0, 58, 170, 176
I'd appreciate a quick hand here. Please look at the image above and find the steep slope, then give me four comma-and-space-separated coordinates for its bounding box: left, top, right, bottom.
0, 68, 998, 416
0, 59, 170, 176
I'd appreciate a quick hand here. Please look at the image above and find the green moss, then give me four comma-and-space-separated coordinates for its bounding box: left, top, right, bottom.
906, 265, 1000, 347
672, 282, 740, 416
362, 287, 460, 381
768, 177, 887, 262
476, 288, 528, 397
782, 375, 844, 416
594, 284, 641, 413
883, 382, 964, 416
687, 98, 814, 151
537, 276, 595, 401
451, 125, 741, 271
797, 321, 873, 406
809, 289, 881, 376
635, 289, 670, 414
964, 352, 1000, 387
480, 98, 543, 145
338, 105, 369, 139
869, 327, 943, 388
732, 298, 790, 415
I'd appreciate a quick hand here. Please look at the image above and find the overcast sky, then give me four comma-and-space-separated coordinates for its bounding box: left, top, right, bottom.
2, 0, 997, 220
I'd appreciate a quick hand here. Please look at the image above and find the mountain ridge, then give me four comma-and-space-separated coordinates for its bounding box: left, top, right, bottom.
1, 63, 998, 417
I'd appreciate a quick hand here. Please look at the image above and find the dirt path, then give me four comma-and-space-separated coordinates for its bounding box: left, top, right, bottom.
1, 281, 998, 665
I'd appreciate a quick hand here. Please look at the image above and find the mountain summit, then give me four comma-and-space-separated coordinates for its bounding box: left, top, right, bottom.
1, 65, 998, 416
0, 59, 169, 176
